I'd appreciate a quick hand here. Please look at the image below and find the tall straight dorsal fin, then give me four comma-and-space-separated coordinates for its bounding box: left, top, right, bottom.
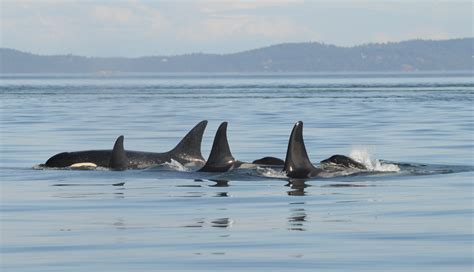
199, 122, 236, 172
283, 121, 320, 178
169, 120, 208, 161
109, 135, 128, 170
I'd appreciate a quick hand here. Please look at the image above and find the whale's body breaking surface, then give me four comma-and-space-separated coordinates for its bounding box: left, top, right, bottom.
197, 121, 363, 178
320, 155, 367, 170
198, 122, 285, 172
42, 120, 392, 177
43, 121, 208, 170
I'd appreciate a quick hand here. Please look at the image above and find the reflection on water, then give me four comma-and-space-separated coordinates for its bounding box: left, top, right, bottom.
210, 180, 229, 197
112, 217, 126, 230
51, 182, 125, 187
176, 184, 202, 188
211, 218, 233, 228
2, 168, 472, 271
182, 218, 206, 228
181, 192, 207, 198
288, 207, 307, 231
209, 179, 229, 187
214, 192, 229, 197
174, 179, 230, 197
4, 165, 474, 268
50, 182, 126, 199
286, 179, 310, 196
183, 217, 233, 228
114, 191, 125, 199
320, 183, 374, 188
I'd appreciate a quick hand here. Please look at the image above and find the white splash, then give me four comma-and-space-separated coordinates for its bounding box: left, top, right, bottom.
161, 159, 190, 172
32, 164, 46, 170
349, 148, 400, 172
256, 166, 287, 179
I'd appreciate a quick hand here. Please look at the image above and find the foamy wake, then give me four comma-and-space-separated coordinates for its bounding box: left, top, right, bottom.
256, 166, 288, 179
161, 159, 191, 172
349, 148, 400, 172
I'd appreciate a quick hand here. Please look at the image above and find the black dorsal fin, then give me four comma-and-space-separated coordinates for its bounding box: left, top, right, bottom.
109, 135, 128, 170
199, 122, 236, 172
169, 120, 208, 161
283, 121, 320, 178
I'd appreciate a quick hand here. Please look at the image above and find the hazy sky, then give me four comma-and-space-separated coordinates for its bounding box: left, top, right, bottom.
1, 0, 472, 57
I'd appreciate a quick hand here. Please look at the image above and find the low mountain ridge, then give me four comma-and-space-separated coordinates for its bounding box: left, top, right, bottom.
1, 38, 472, 73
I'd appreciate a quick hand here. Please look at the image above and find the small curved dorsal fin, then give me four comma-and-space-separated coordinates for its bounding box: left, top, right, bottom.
199, 122, 236, 172
283, 121, 320, 178
169, 120, 208, 161
109, 135, 128, 170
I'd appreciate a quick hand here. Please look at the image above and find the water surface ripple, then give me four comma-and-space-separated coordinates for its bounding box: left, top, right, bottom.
1, 73, 473, 271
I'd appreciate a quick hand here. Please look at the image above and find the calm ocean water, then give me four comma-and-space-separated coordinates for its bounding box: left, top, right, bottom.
1, 72, 473, 271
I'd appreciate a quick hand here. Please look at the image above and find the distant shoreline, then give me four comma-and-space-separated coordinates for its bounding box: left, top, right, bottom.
1, 38, 472, 73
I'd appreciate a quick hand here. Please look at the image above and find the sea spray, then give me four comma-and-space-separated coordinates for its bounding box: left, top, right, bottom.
349, 147, 400, 172
162, 159, 191, 172
256, 166, 288, 179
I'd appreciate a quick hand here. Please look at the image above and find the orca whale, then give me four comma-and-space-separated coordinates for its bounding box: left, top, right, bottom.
252, 157, 284, 166
282, 121, 322, 178
282, 121, 369, 178
43, 120, 208, 170
198, 122, 287, 172
320, 154, 366, 170
193, 120, 368, 179
199, 122, 241, 172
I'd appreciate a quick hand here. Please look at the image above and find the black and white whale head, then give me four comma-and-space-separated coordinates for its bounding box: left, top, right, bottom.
44, 151, 87, 168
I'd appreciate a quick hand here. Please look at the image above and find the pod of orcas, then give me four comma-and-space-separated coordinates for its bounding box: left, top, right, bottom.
41, 120, 367, 179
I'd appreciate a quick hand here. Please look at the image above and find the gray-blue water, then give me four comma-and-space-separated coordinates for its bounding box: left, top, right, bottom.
1, 73, 473, 271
